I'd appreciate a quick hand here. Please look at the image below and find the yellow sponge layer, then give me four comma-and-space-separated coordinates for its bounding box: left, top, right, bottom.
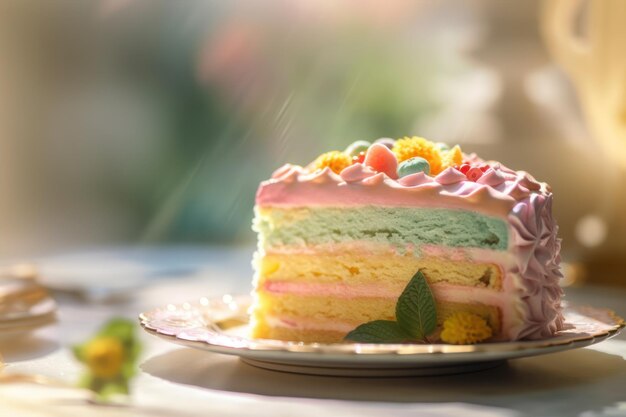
257, 252, 502, 290
252, 324, 347, 344
253, 292, 395, 324
251, 292, 501, 342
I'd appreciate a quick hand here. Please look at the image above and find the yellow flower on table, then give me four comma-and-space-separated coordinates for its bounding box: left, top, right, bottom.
84, 337, 125, 379
73, 318, 140, 400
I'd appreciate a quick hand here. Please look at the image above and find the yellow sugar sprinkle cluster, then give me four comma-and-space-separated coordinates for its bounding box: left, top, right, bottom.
440, 312, 493, 344
442, 145, 463, 169
310, 151, 352, 174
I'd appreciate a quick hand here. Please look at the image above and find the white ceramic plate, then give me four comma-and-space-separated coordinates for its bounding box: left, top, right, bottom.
0, 279, 57, 340
139, 295, 624, 376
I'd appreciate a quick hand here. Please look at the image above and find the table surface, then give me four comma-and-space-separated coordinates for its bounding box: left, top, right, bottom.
1, 246, 625, 417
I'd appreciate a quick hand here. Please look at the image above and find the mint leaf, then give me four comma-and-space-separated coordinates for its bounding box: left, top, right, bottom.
344, 320, 410, 343
396, 270, 437, 339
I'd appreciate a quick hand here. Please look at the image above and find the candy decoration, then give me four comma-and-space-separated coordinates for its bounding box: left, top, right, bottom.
310, 151, 352, 174
441, 145, 463, 170
436, 142, 450, 152
397, 157, 430, 177
454, 163, 489, 181
352, 151, 366, 164
373, 137, 395, 149
344, 140, 371, 157
364, 143, 398, 179
457, 164, 470, 174
466, 167, 484, 182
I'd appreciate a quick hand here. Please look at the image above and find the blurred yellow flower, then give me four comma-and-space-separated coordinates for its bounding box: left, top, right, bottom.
440, 312, 492, 344
310, 151, 352, 174
392, 137, 443, 174
84, 337, 125, 379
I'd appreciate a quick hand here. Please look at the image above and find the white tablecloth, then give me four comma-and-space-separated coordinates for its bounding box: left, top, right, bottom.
1, 246, 625, 417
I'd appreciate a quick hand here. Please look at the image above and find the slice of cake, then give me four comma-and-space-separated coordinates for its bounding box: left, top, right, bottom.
250, 137, 564, 343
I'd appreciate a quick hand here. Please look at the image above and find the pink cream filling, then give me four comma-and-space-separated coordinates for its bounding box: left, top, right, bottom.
263, 242, 517, 268
263, 280, 506, 304
265, 315, 356, 333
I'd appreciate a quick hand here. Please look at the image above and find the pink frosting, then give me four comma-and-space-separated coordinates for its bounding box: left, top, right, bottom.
507, 193, 564, 339
255, 159, 564, 340
257, 164, 537, 218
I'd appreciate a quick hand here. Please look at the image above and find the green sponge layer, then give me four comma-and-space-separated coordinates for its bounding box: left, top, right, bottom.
254, 206, 508, 251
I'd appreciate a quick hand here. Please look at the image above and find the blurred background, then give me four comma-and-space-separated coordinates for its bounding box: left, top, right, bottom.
0, 0, 624, 284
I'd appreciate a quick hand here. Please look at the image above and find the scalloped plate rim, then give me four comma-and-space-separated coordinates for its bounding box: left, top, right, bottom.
139, 295, 624, 366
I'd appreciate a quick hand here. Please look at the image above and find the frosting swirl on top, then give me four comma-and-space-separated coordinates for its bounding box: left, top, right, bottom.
257, 162, 546, 218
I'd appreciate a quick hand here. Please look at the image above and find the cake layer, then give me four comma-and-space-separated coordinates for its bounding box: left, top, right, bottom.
257, 252, 502, 290
251, 294, 502, 342
251, 325, 346, 344
254, 294, 501, 330
254, 206, 508, 251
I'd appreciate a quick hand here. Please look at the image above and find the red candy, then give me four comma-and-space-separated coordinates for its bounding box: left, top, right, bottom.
364, 143, 398, 179
457, 164, 470, 174
466, 167, 483, 182
455, 163, 489, 181
352, 151, 366, 164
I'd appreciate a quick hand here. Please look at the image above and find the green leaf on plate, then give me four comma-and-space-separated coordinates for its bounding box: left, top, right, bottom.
344, 320, 410, 343
395, 270, 437, 339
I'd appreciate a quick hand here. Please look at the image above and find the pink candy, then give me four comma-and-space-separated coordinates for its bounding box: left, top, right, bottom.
363, 143, 398, 179
455, 163, 488, 182
466, 167, 484, 182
